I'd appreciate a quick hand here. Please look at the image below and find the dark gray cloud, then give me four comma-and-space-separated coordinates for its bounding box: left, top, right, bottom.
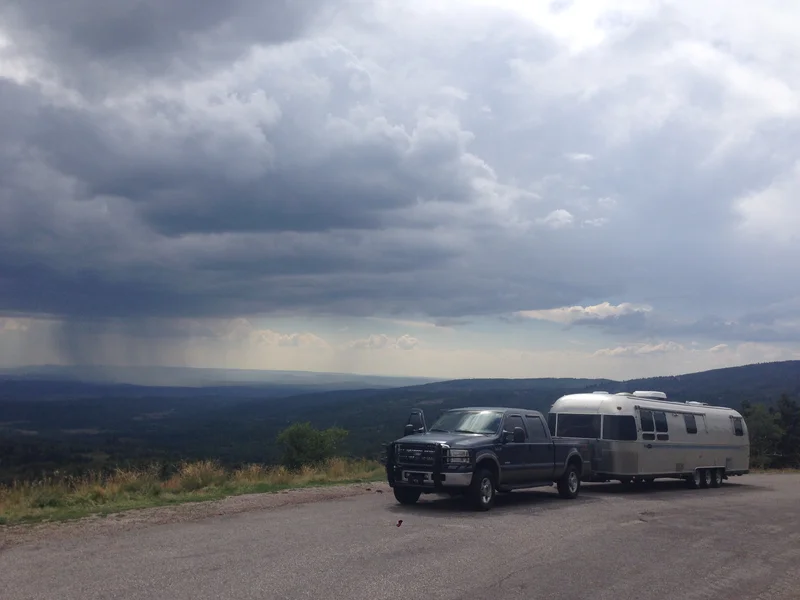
0, 0, 337, 90
1, 0, 799, 349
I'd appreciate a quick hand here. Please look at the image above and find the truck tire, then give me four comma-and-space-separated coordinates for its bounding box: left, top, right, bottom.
468, 468, 496, 511
393, 487, 421, 505
557, 462, 581, 499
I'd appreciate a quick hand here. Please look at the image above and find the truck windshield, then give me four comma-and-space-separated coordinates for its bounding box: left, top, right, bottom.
429, 410, 503, 435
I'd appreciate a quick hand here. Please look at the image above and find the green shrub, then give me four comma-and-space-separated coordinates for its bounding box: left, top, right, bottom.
276, 423, 349, 470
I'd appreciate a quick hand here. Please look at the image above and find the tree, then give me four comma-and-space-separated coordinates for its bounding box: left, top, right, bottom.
276, 422, 349, 470
740, 400, 783, 468
775, 394, 800, 468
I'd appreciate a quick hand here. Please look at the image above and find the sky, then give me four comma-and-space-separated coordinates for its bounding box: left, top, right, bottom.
1, 0, 799, 381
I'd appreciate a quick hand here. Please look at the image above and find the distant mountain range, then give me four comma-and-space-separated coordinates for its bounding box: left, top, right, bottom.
1, 360, 799, 482
0, 364, 440, 398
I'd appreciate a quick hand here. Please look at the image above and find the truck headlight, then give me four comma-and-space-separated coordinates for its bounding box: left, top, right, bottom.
447, 449, 470, 464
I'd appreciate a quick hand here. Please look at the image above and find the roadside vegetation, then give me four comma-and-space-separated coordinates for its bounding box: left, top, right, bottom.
741, 394, 800, 469
0, 423, 382, 525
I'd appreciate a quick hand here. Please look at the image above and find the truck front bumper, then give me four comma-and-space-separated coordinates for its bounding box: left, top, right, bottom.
387, 464, 473, 490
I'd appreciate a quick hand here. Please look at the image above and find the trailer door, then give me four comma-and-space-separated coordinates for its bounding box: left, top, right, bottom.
637, 408, 672, 475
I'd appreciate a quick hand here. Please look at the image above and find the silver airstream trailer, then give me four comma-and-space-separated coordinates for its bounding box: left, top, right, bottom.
547, 390, 749, 488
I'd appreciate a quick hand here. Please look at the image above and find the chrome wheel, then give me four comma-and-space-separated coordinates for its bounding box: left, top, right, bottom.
568, 471, 579, 494
480, 477, 493, 504
691, 470, 701, 488
711, 469, 723, 488
470, 468, 496, 511
703, 469, 712, 488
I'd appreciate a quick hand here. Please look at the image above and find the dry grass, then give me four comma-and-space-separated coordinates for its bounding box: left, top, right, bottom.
0, 458, 383, 525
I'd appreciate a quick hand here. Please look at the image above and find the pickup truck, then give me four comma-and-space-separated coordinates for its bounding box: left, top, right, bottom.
384, 406, 594, 511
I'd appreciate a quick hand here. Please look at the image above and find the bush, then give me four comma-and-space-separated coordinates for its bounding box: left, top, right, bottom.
276, 423, 349, 470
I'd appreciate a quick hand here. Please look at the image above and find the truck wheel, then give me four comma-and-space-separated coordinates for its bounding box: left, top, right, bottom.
393, 487, 421, 505
468, 468, 496, 511
557, 463, 581, 499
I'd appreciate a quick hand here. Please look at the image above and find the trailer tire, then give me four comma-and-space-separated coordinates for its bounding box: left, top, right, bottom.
710, 469, 723, 488
393, 487, 421, 505
557, 462, 581, 499
687, 469, 701, 489
700, 468, 712, 488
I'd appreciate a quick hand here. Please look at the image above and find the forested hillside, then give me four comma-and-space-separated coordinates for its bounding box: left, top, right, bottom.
1, 360, 799, 482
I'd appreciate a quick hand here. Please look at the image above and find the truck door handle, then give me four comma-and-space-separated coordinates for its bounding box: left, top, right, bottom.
645, 444, 653, 449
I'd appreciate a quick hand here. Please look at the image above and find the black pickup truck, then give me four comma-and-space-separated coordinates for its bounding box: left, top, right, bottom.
384, 406, 594, 511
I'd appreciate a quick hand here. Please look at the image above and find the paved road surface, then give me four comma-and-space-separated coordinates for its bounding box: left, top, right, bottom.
2, 474, 799, 600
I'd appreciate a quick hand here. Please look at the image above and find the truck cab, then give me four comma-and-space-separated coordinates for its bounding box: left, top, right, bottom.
384, 407, 592, 511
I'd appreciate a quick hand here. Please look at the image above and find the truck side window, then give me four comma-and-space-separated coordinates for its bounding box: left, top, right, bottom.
653, 411, 668, 433
504, 415, 527, 441
409, 413, 425, 432
547, 413, 557, 436
732, 417, 744, 436
683, 414, 698, 434
526, 416, 549, 442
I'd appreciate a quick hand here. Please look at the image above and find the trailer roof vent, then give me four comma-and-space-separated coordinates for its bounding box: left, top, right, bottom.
632, 390, 667, 400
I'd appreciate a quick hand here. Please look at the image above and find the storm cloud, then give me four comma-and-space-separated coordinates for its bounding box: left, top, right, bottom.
1, 0, 800, 358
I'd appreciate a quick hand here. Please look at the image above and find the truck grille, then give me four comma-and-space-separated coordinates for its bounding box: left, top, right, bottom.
395, 443, 437, 465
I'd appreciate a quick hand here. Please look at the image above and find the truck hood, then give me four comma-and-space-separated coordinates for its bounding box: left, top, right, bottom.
394, 432, 492, 448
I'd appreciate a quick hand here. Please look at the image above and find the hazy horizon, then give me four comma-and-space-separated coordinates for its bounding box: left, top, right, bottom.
3, 358, 795, 388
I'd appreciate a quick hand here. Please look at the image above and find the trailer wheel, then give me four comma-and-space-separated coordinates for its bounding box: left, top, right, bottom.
700, 469, 712, 488
710, 469, 723, 488
686, 469, 701, 489
557, 462, 581, 499
393, 487, 421, 505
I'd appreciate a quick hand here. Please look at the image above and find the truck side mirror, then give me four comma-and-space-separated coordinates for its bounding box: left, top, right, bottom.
404, 424, 415, 436
513, 427, 525, 443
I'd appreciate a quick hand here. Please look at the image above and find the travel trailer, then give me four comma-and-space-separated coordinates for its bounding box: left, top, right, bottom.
547, 390, 749, 488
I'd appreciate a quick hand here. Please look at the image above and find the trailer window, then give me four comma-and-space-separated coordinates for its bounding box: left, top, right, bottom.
602, 415, 638, 441
557, 414, 601, 438
732, 417, 744, 436
653, 411, 668, 433
547, 413, 557, 436
683, 414, 698, 434
639, 410, 655, 432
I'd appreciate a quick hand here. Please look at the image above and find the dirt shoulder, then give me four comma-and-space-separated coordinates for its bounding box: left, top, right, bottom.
0, 481, 392, 552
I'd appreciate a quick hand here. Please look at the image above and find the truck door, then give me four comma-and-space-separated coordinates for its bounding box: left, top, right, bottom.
525, 415, 556, 480
496, 414, 533, 484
